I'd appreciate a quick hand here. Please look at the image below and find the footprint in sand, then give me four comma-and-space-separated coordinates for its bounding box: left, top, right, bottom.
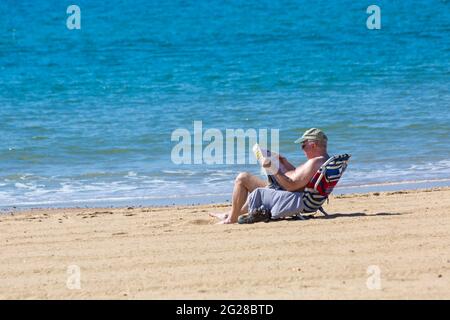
190, 219, 211, 225
112, 232, 127, 236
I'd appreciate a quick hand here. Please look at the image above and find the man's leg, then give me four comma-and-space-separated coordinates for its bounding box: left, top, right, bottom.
247, 188, 303, 220
213, 172, 267, 224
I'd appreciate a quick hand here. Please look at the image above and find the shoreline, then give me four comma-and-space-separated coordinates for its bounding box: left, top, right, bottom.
3, 178, 450, 212
4, 186, 450, 216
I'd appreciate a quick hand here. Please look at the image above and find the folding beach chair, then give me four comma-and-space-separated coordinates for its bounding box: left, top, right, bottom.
296, 153, 351, 219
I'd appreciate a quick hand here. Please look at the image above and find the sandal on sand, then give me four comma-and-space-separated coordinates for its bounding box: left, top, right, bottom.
238, 206, 271, 224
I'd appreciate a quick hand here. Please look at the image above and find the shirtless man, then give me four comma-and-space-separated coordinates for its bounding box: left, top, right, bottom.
210, 128, 330, 224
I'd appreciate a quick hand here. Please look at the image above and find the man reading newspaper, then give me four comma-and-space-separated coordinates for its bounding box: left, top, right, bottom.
210, 128, 330, 224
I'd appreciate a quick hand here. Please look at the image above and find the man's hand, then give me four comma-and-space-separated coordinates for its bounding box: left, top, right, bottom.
262, 157, 279, 175
274, 154, 295, 172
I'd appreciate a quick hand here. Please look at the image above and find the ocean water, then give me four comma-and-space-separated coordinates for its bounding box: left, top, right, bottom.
0, 0, 449, 208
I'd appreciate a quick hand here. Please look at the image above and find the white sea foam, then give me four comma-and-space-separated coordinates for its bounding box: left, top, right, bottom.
126, 171, 137, 177
2, 159, 450, 209
14, 182, 31, 189
161, 170, 197, 175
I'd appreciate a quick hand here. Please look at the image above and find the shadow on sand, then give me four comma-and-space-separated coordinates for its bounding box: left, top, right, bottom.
309, 211, 407, 220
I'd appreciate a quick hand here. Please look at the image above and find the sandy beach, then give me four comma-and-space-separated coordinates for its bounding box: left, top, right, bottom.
1, 187, 449, 300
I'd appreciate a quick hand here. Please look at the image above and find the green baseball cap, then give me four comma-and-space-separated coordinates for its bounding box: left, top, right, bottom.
294, 128, 328, 144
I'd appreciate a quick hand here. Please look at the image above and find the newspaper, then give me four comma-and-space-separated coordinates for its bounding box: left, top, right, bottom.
252, 143, 286, 175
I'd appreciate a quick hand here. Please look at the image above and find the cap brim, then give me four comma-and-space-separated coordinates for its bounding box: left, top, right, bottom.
294, 137, 305, 144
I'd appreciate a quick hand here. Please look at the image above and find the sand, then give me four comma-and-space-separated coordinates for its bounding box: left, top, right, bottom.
1, 187, 449, 300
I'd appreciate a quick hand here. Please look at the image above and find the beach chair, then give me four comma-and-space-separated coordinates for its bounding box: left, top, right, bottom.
295, 153, 351, 219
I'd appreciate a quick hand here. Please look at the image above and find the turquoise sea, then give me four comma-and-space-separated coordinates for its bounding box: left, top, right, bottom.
0, 0, 449, 208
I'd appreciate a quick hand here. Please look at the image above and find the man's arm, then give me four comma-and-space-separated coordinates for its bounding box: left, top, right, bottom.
267, 158, 323, 192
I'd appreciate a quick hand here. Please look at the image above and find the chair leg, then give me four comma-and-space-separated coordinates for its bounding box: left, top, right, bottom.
318, 207, 329, 217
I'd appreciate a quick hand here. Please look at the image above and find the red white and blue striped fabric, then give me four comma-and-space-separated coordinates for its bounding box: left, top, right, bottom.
301, 154, 351, 215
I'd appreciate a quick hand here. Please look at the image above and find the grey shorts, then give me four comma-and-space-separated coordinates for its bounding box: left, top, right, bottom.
248, 186, 304, 220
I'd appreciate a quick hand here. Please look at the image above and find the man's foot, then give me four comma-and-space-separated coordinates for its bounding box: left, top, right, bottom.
209, 212, 229, 221
216, 217, 236, 224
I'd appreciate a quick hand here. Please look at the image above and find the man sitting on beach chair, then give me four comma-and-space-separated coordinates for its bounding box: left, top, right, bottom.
210, 128, 332, 224
241, 152, 350, 223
